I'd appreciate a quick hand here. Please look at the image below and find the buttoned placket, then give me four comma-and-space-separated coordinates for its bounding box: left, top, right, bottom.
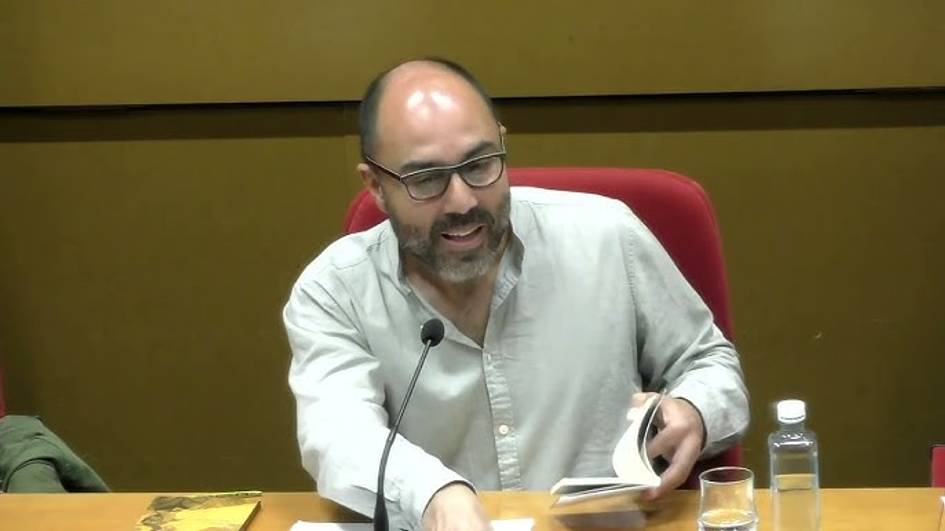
478, 245, 524, 490
394, 218, 528, 490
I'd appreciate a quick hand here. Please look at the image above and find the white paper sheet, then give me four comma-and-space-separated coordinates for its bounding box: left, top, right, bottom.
290, 518, 534, 531
939, 497, 945, 531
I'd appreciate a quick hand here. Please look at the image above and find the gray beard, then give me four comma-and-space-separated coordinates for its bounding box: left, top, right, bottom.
389, 194, 511, 284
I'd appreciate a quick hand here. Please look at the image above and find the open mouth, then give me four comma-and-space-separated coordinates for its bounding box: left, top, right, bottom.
439, 224, 487, 252
441, 225, 484, 242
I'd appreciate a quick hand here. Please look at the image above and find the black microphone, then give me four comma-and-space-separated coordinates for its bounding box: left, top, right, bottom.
374, 318, 445, 531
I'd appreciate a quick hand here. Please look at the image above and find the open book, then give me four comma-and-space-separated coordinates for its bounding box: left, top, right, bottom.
550, 394, 665, 506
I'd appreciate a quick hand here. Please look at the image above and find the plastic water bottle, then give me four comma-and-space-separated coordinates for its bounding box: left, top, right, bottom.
768, 399, 820, 531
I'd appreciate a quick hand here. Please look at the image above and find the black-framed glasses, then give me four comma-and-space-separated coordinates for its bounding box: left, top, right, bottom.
364, 137, 507, 201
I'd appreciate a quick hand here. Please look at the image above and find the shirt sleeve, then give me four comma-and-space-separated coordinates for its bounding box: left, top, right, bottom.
284, 275, 470, 530
621, 209, 750, 456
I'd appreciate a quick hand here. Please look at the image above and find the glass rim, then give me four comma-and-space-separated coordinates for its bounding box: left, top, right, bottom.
699, 466, 755, 485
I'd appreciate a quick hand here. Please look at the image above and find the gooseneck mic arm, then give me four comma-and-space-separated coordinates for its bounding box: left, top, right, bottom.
374, 318, 445, 531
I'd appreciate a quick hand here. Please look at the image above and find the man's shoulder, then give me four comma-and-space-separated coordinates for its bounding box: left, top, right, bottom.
295, 222, 394, 287
511, 186, 639, 229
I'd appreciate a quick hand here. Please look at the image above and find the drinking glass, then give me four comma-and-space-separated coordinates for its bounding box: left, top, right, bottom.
698, 466, 758, 531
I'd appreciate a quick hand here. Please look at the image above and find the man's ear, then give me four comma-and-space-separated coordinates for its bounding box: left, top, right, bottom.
357, 162, 388, 214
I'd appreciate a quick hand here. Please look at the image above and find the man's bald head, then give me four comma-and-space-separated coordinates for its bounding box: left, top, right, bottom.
358, 58, 499, 160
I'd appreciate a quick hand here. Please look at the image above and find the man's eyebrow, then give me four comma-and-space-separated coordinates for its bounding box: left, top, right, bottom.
399, 140, 499, 174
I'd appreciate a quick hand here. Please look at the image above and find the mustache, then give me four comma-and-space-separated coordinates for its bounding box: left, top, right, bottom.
430, 208, 495, 235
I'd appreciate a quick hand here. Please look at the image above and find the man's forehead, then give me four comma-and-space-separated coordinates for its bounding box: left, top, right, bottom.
379, 65, 490, 122
405, 86, 460, 116
383, 60, 469, 92
374, 66, 496, 161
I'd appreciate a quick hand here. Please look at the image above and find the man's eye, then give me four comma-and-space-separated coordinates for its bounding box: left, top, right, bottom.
466, 160, 488, 172
412, 172, 447, 186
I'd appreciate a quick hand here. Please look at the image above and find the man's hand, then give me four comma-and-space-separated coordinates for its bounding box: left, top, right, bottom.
421, 483, 491, 531
630, 392, 705, 501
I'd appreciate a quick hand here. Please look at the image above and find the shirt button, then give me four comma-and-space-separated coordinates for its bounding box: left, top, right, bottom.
497, 424, 510, 436
485, 352, 493, 364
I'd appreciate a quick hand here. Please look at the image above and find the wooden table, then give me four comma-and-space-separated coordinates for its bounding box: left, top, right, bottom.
0, 489, 941, 530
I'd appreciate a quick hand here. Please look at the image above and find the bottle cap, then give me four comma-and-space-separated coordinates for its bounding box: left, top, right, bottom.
776, 399, 806, 423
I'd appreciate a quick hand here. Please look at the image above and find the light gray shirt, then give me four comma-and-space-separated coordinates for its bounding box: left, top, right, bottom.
284, 187, 748, 529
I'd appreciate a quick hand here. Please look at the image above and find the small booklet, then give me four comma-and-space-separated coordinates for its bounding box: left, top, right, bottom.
132, 491, 262, 531
550, 394, 665, 506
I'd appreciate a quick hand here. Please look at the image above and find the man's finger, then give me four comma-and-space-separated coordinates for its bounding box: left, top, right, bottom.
645, 427, 678, 460
629, 392, 655, 410
644, 434, 701, 500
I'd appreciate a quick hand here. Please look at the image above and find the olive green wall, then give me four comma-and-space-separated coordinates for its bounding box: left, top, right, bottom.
2, 0, 944, 105
1, 2, 944, 491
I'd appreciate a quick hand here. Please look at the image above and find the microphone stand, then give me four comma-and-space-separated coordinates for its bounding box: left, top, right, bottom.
374, 320, 442, 531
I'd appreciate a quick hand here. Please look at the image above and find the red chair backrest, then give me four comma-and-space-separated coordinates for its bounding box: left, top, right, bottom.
344, 167, 742, 487
932, 445, 945, 487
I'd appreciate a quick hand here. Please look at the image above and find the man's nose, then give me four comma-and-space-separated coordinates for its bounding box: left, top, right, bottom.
441, 172, 478, 214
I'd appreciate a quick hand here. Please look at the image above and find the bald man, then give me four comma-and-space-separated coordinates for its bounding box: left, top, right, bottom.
283, 59, 748, 531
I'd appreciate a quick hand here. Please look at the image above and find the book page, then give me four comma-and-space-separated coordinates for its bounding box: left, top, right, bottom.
612, 393, 663, 483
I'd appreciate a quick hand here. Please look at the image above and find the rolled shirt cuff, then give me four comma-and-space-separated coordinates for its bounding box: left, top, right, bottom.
668, 379, 746, 458
399, 469, 475, 530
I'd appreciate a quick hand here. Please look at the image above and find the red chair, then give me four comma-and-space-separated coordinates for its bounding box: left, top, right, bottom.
344, 167, 742, 488
932, 445, 945, 487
